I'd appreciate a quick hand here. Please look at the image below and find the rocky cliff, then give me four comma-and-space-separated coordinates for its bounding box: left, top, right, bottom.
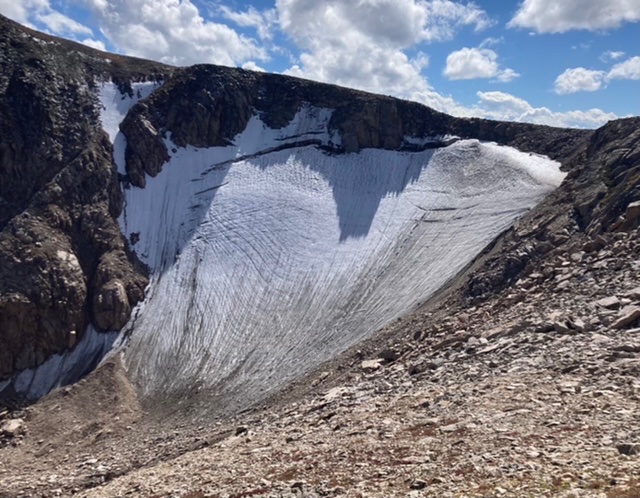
0, 13, 637, 406
0, 15, 169, 385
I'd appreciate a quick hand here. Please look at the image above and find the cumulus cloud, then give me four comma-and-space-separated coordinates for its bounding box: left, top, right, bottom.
276, 0, 494, 107
554, 67, 606, 94
79, 0, 268, 67
553, 56, 640, 95
80, 38, 106, 51
277, 0, 492, 50
0, 0, 94, 36
220, 6, 277, 41
36, 11, 93, 35
476, 91, 618, 128
608, 56, 640, 80
496, 68, 520, 83
508, 0, 640, 33
443, 47, 519, 81
285, 41, 432, 99
0, 0, 47, 24
241, 61, 267, 72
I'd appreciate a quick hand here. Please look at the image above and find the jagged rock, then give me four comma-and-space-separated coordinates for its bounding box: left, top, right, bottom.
612, 306, 640, 329
612, 201, 640, 232
0, 16, 161, 386
92, 279, 131, 331
410, 479, 428, 490
596, 296, 621, 309
616, 443, 640, 456
552, 321, 574, 334
379, 349, 401, 363
361, 359, 383, 372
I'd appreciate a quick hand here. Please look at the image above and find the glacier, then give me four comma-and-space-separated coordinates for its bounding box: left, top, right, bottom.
95, 83, 565, 412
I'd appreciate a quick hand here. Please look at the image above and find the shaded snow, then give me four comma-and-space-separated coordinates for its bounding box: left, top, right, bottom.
5, 327, 118, 400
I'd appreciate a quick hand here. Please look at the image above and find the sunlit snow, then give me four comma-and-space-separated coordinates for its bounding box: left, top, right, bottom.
103, 83, 564, 410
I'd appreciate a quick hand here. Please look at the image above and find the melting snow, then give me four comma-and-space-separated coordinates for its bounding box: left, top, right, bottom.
109, 96, 564, 410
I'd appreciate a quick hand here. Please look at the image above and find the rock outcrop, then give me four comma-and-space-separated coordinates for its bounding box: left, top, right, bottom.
120, 65, 591, 189
0, 15, 169, 386
464, 117, 640, 302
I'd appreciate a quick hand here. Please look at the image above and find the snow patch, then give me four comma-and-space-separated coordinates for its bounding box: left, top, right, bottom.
98, 81, 162, 174
114, 109, 564, 411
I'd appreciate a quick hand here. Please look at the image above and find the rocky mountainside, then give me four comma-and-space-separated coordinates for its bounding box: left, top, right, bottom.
0, 15, 170, 388
0, 11, 639, 498
0, 13, 593, 401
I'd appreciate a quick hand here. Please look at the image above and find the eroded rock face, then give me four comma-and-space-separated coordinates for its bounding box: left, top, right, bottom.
0, 15, 168, 387
464, 117, 640, 303
120, 64, 591, 192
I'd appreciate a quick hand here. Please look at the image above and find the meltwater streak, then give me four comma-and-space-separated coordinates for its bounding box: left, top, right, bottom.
100, 83, 564, 412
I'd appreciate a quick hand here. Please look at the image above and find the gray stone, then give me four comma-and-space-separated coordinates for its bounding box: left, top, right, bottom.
612, 306, 640, 329
410, 479, 428, 490
596, 296, 620, 309
617, 443, 640, 456
361, 359, 382, 372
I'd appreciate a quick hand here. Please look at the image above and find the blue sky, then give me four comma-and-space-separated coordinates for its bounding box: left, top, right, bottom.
1, 0, 638, 128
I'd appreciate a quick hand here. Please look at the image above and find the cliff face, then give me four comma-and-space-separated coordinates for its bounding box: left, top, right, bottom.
0, 13, 637, 404
0, 15, 170, 383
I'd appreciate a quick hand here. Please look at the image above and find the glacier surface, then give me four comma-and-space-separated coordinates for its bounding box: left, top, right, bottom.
95, 83, 565, 412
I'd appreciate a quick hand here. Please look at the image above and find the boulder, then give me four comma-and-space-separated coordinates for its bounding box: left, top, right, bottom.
92, 279, 131, 331
612, 306, 640, 329
1, 418, 24, 437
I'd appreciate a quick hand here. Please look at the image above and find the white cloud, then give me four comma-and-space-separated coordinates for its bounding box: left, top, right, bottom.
554, 67, 606, 94
277, 0, 492, 50
475, 91, 618, 128
478, 36, 503, 48
36, 11, 93, 35
80, 38, 106, 51
443, 47, 519, 82
276, 0, 495, 107
241, 61, 266, 72
220, 6, 277, 41
0, 0, 47, 24
285, 41, 432, 98
509, 0, 640, 33
608, 56, 640, 80
553, 56, 640, 95
600, 50, 626, 62
78, 0, 268, 67
496, 68, 520, 82
0, 0, 94, 36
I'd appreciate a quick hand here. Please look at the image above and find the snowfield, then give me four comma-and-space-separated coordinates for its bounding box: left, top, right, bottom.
97, 82, 565, 410
4, 81, 565, 406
